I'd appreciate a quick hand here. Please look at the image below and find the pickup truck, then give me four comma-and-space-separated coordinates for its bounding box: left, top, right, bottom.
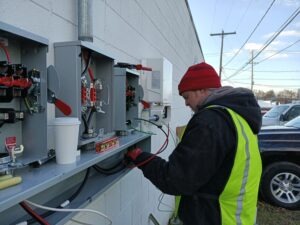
262, 103, 300, 126
259, 116, 300, 209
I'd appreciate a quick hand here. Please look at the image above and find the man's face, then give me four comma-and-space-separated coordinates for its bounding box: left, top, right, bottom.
181, 90, 207, 112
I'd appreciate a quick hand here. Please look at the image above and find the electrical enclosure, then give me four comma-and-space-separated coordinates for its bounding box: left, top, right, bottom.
0, 22, 49, 164
140, 57, 173, 105
0, 22, 155, 225
113, 68, 140, 132
54, 41, 115, 148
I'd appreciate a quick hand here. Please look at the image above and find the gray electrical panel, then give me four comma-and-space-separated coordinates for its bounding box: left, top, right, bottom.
0, 22, 154, 225
54, 41, 115, 148
0, 22, 49, 165
113, 68, 140, 133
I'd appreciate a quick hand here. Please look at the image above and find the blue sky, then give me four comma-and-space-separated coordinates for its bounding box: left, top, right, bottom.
188, 0, 300, 93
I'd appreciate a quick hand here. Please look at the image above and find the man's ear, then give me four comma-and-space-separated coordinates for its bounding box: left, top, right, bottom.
195, 89, 204, 96
200, 89, 210, 95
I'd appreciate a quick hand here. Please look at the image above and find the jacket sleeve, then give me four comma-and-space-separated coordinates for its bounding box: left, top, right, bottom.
135, 109, 236, 196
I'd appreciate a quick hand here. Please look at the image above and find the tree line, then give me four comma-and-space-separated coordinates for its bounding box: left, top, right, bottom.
254, 89, 300, 104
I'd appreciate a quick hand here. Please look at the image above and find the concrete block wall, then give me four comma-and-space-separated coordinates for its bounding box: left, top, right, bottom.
0, 0, 204, 224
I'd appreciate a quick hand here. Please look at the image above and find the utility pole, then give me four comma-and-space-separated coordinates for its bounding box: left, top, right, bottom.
251, 51, 254, 91
210, 30, 236, 79
250, 50, 258, 91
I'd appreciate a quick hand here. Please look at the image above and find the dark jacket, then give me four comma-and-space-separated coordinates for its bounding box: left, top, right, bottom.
134, 86, 262, 225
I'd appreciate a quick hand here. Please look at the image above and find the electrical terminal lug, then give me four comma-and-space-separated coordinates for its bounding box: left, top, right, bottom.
95, 105, 105, 113
95, 100, 105, 113
0, 108, 24, 123
149, 114, 159, 122
82, 128, 97, 139
94, 79, 103, 90
28, 69, 41, 84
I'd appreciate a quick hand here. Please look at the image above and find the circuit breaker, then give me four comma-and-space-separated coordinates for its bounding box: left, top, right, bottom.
0, 22, 49, 165
54, 41, 115, 149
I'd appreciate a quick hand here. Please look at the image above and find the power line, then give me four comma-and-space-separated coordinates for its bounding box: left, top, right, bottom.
235, 0, 254, 31
223, 0, 277, 67
223, 0, 236, 29
232, 78, 300, 81
206, 50, 300, 56
224, 6, 300, 81
224, 67, 300, 73
256, 39, 300, 64
210, 0, 219, 33
250, 6, 300, 63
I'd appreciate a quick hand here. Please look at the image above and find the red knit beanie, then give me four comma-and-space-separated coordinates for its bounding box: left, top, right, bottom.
178, 62, 221, 95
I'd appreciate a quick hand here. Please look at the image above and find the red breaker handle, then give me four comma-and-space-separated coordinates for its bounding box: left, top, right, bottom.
54, 97, 72, 116
135, 64, 152, 71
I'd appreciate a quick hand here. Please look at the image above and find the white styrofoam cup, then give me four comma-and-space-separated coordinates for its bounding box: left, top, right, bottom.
52, 117, 80, 164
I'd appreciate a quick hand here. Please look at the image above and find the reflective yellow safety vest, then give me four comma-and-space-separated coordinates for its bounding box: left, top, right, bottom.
174, 106, 262, 225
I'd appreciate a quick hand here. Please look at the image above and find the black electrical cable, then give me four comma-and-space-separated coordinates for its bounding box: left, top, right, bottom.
95, 159, 124, 172
68, 167, 91, 202
27, 168, 91, 224
127, 119, 170, 168
134, 117, 163, 129
134, 118, 168, 140
81, 114, 89, 134
87, 107, 96, 128
93, 162, 127, 175
134, 118, 169, 152
0, 121, 5, 128
81, 51, 91, 77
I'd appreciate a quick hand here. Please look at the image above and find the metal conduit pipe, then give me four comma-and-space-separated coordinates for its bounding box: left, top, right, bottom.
78, 0, 93, 42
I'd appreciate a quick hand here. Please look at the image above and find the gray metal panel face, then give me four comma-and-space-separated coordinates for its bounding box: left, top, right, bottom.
54, 42, 114, 145
112, 67, 126, 131
126, 71, 139, 128
112, 68, 140, 131
94, 57, 114, 133
21, 42, 48, 163
54, 41, 114, 59
54, 45, 82, 119
0, 25, 48, 164
0, 21, 49, 45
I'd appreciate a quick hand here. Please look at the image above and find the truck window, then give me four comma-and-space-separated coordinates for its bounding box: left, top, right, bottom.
285, 106, 300, 121
264, 105, 289, 118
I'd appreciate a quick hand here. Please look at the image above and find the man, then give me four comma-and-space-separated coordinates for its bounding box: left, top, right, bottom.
126, 62, 262, 225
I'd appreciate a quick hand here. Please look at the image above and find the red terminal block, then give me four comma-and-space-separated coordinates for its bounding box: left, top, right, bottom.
81, 86, 87, 105
95, 136, 119, 153
0, 76, 13, 87
90, 85, 96, 105
12, 78, 32, 89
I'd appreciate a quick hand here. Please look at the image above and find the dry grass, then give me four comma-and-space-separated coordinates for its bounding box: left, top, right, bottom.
257, 201, 300, 225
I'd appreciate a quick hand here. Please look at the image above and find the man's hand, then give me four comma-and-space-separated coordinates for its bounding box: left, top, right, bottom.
125, 147, 142, 161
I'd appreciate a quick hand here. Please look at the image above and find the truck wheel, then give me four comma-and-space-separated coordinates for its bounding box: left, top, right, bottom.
260, 162, 300, 210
